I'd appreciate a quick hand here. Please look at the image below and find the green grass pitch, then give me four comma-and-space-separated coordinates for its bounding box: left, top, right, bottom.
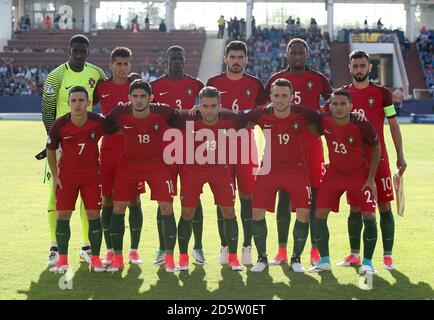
0, 120, 433, 300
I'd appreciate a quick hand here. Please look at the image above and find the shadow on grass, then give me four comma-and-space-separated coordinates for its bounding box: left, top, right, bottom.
19, 262, 434, 300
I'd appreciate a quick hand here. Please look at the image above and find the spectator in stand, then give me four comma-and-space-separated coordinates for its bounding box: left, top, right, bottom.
218, 15, 225, 39
132, 15, 140, 32
377, 18, 384, 30
403, 38, 410, 60
0, 65, 52, 96
25, 15, 31, 30
145, 15, 150, 30
115, 15, 123, 29
159, 20, 167, 32
252, 16, 256, 36
364, 17, 368, 30
43, 15, 52, 31
91, 24, 98, 36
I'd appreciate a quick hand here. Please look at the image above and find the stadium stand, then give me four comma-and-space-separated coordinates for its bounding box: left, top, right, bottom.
415, 27, 434, 96
238, 26, 331, 84
0, 29, 206, 96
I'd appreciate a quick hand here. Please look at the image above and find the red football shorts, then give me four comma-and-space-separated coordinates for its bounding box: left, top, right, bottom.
304, 137, 325, 189
233, 130, 259, 194
113, 157, 174, 202
317, 169, 377, 213
180, 165, 235, 208
252, 166, 312, 212
347, 158, 393, 206
100, 147, 145, 197
56, 170, 101, 211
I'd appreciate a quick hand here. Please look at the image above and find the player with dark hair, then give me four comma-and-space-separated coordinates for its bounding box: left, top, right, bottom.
206, 40, 267, 266
46, 86, 115, 273
171, 86, 245, 271
246, 78, 319, 272
42, 34, 107, 266
308, 89, 381, 275
150, 45, 206, 266
265, 37, 333, 267
95, 47, 145, 266
105, 79, 178, 273
332, 50, 407, 270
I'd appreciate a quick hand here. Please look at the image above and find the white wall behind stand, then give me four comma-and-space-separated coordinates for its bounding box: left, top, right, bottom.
0, 0, 12, 51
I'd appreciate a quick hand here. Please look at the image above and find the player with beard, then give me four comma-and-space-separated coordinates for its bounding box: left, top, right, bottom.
206, 41, 267, 266
330, 51, 407, 270
150, 46, 206, 266
265, 38, 332, 267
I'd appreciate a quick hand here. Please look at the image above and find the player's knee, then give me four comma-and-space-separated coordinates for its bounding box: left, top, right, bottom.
220, 206, 235, 219
181, 207, 195, 220
57, 211, 72, 220
296, 208, 310, 223
158, 202, 173, 215
239, 192, 251, 200
87, 210, 100, 220
378, 202, 391, 212
103, 196, 113, 207
362, 211, 376, 220
129, 194, 141, 207
315, 208, 329, 220
113, 201, 128, 214
252, 208, 265, 220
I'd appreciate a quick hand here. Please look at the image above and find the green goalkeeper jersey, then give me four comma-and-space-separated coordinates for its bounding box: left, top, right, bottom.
42, 61, 107, 133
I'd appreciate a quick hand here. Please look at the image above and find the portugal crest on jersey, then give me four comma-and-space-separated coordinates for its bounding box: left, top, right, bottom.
90, 131, 96, 140
153, 123, 160, 131
292, 121, 300, 131
89, 77, 96, 88
187, 88, 193, 97
347, 135, 355, 145
245, 88, 252, 98
306, 81, 314, 91
368, 96, 375, 107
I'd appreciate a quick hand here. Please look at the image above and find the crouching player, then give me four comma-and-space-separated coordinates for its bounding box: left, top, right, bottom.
172, 87, 245, 271
309, 89, 381, 275
105, 79, 178, 272
47, 86, 116, 273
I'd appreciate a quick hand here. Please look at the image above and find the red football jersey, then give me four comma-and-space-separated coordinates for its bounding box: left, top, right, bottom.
46, 112, 114, 172
320, 113, 379, 176
265, 69, 332, 110
95, 78, 131, 149
170, 109, 247, 169
206, 72, 267, 111
342, 82, 395, 161
106, 103, 176, 164
244, 105, 321, 173
151, 74, 204, 110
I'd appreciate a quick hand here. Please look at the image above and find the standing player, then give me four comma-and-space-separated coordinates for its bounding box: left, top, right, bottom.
172, 87, 245, 271
95, 47, 144, 266
46, 86, 115, 273
265, 38, 332, 266
335, 51, 407, 270
308, 89, 381, 275
248, 79, 317, 273
207, 40, 267, 265
42, 34, 107, 266
105, 79, 178, 273
150, 46, 205, 266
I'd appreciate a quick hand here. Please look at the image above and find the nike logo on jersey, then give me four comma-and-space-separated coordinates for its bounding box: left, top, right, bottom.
324, 129, 332, 134
124, 125, 134, 129
264, 124, 273, 128
386, 193, 393, 197
63, 136, 73, 139
65, 85, 73, 90
159, 91, 169, 96
219, 91, 228, 95
102, 93, 111, 98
